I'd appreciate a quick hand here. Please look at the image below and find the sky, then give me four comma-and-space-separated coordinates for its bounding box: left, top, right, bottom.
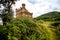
10, 0, 60, 18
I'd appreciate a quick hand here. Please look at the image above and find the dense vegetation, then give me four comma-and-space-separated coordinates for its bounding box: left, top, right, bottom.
0, 10, 60, 40
35, 11, 60, 40
35, 11, 60, 21
0, 17, 59, 40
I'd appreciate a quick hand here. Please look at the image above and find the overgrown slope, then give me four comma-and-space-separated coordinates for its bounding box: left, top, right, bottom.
0, 17, 57, 40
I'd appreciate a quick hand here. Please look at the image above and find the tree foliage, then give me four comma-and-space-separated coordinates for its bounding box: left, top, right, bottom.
35, 11, 60, 21
0, 17, 58, 40
0, 0, 18, 25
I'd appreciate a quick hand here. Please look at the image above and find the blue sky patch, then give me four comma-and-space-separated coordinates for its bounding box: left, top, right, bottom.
28, 0, 37, 4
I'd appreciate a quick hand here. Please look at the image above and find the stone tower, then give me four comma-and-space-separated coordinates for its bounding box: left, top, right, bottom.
16, 3, 33, 18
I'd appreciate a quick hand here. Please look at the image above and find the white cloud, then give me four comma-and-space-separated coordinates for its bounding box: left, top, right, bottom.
13, 0, 60, 18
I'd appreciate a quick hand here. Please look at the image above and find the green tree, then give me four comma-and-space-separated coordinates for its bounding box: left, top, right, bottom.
0, 0, 18, 26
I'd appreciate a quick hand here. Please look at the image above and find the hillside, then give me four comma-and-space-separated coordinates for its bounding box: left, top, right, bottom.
0, 17, 57, 40
35, 11, 60, 21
